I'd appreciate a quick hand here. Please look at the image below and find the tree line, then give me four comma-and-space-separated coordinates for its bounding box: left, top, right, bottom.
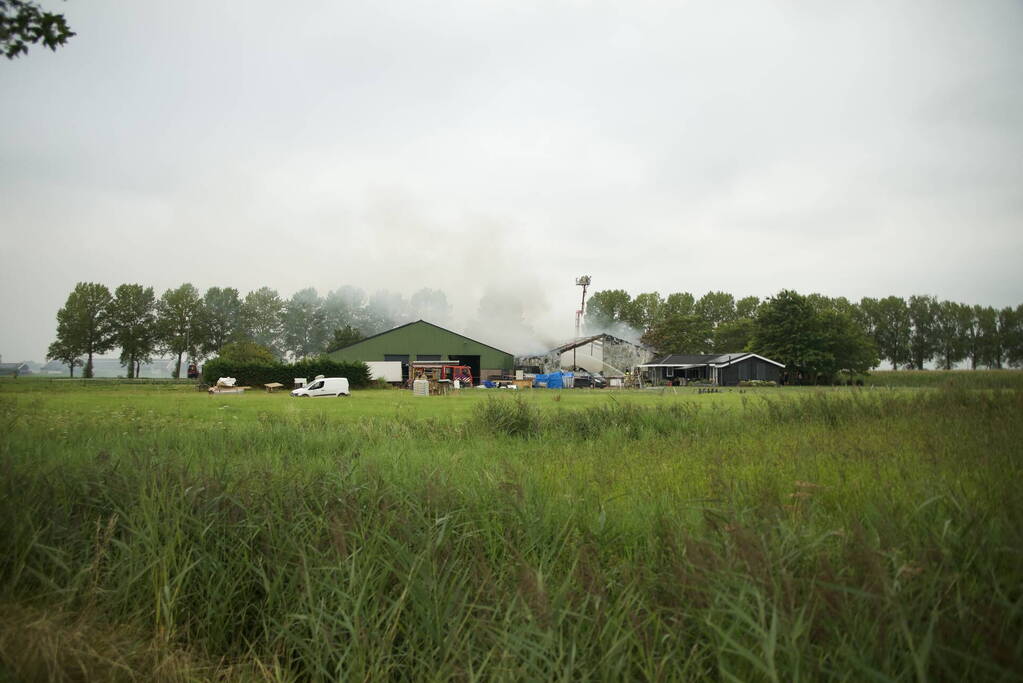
585, 289, 1023, 382
47, 283, 452, 378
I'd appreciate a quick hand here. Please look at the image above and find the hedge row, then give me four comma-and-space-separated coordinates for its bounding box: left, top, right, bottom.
201, 357, 372, 389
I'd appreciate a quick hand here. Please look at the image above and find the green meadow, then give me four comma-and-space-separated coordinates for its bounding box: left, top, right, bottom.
1, 378, 1021, 681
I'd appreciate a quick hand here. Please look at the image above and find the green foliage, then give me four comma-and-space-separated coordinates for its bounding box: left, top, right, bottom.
584, 289, 632, 331
327, 324, 364, 352
200, 356, 371, 388
623, 291, 663, 331
0, 384, 1021, 680
50, 282, 115, 378
110, 284, 156, 379
156, 283, 203, 378
751, 290, 877, 383
216, 341, 276, 364
861, 369, 1023, 389
907, 295, 938, 370
44, 337, 81, 377
0, 0, 74, 59
282, 287, 327, 359
198, 287, 243, 356
240, 286, 285, 356
713, 318, 754, 353
471, 395, 542, 437
642, 312, 713, 355
695, 290, 736, 326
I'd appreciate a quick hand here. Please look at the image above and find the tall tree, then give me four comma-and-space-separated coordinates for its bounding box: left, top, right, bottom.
932, 300, 971, 370
322, 286, 367, 336
975, 306, 1002, 369
45, 338, 82, 377
199, 287, 243, 356
241, 287, 285, 356
816, 305, 879, 379
366, 289, 410, 333
156, 284, 203, 378
750, 290, 830, 383
662, 292, 696, 318
282, 288, 326, 359
907, 295, 938, 370
624, 292, 663, 332
584, 289, 633, 331
712, 318, 755, 353
695, 291, 737, 328
641, 313, 713, 356
110, 284, 156, 379
51, 282, 115, 378
874, 296, 912, 370
735, 296, 760, 319
327, 325, 364, 353
409, 288, 452, 325
1004, 305, 1023, 368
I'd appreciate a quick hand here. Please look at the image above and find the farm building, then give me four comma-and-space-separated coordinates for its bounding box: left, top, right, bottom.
639, 353, 784, 386
0, 362, 31, 377
517, 333, 653, 377
328, 320, 515, 384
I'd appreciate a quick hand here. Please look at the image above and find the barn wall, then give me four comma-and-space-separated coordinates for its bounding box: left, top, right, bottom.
329, 321, 514, 371
719, 358, 781, 385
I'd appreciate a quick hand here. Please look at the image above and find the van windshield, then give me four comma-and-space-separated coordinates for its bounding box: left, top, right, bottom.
308, 381, 323, 390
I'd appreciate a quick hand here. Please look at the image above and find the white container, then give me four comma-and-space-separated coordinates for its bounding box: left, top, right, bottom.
412, 379, 430, 396
366, 361, 403, 383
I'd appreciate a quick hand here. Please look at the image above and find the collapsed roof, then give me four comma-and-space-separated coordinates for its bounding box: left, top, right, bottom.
516, 333, 653, 376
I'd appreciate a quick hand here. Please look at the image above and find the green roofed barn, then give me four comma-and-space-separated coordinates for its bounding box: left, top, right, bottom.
328, 320, 514, 384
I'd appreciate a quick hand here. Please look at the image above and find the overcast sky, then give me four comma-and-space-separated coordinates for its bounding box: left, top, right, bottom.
2, 0, 1021, 360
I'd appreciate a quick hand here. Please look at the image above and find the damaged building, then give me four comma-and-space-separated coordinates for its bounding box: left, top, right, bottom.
516, 333, 653, 378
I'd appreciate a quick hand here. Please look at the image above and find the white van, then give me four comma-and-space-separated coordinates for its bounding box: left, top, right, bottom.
291, 377, 350, 397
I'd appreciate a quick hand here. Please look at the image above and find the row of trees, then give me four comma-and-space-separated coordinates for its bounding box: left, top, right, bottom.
48, 282, 453, 378
585, 289, 1023, 379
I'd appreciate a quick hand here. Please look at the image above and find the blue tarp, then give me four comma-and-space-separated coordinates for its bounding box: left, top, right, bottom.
534, 371, 574, 389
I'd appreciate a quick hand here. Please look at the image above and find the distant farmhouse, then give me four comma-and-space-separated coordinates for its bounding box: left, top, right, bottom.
639, 353, 784, 386
329, 320, 515, 384
0, 362, 31, 377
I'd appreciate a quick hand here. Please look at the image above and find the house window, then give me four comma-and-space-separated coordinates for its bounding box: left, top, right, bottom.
666, 367, 674, 377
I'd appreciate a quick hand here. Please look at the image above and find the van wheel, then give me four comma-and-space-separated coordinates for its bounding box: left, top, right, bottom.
337, 393, 346, 397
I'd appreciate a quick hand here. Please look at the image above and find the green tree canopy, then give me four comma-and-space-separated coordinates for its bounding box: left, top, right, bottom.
241, 287, 285, 356
1, 0, 74, 59
282, 288, 326, 359
111, 284, 156, 379
199, 287, 243, 356
327, 325, 364, 353
584, 289, 632, 332
51, 282, 115, 378
45, 337, 82, 377
156, 283, 203, 378
217, 341, 276, 364
641, 313, 713, 356
908, 295, 938, 370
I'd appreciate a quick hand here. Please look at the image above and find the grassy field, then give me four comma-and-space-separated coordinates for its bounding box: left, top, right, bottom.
1, 380, 1021, 681
862, 369, 1023, 389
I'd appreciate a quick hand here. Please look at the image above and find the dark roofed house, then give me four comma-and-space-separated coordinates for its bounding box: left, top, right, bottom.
0, 362, 31, 377
638, 353, 784, 386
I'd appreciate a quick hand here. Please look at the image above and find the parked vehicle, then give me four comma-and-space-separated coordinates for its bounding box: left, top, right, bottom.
291, 377, 350, 397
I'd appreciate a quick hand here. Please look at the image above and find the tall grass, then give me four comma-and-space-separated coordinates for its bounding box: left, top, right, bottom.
1, 387, 1021, 680
863, 369, 1023, 389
